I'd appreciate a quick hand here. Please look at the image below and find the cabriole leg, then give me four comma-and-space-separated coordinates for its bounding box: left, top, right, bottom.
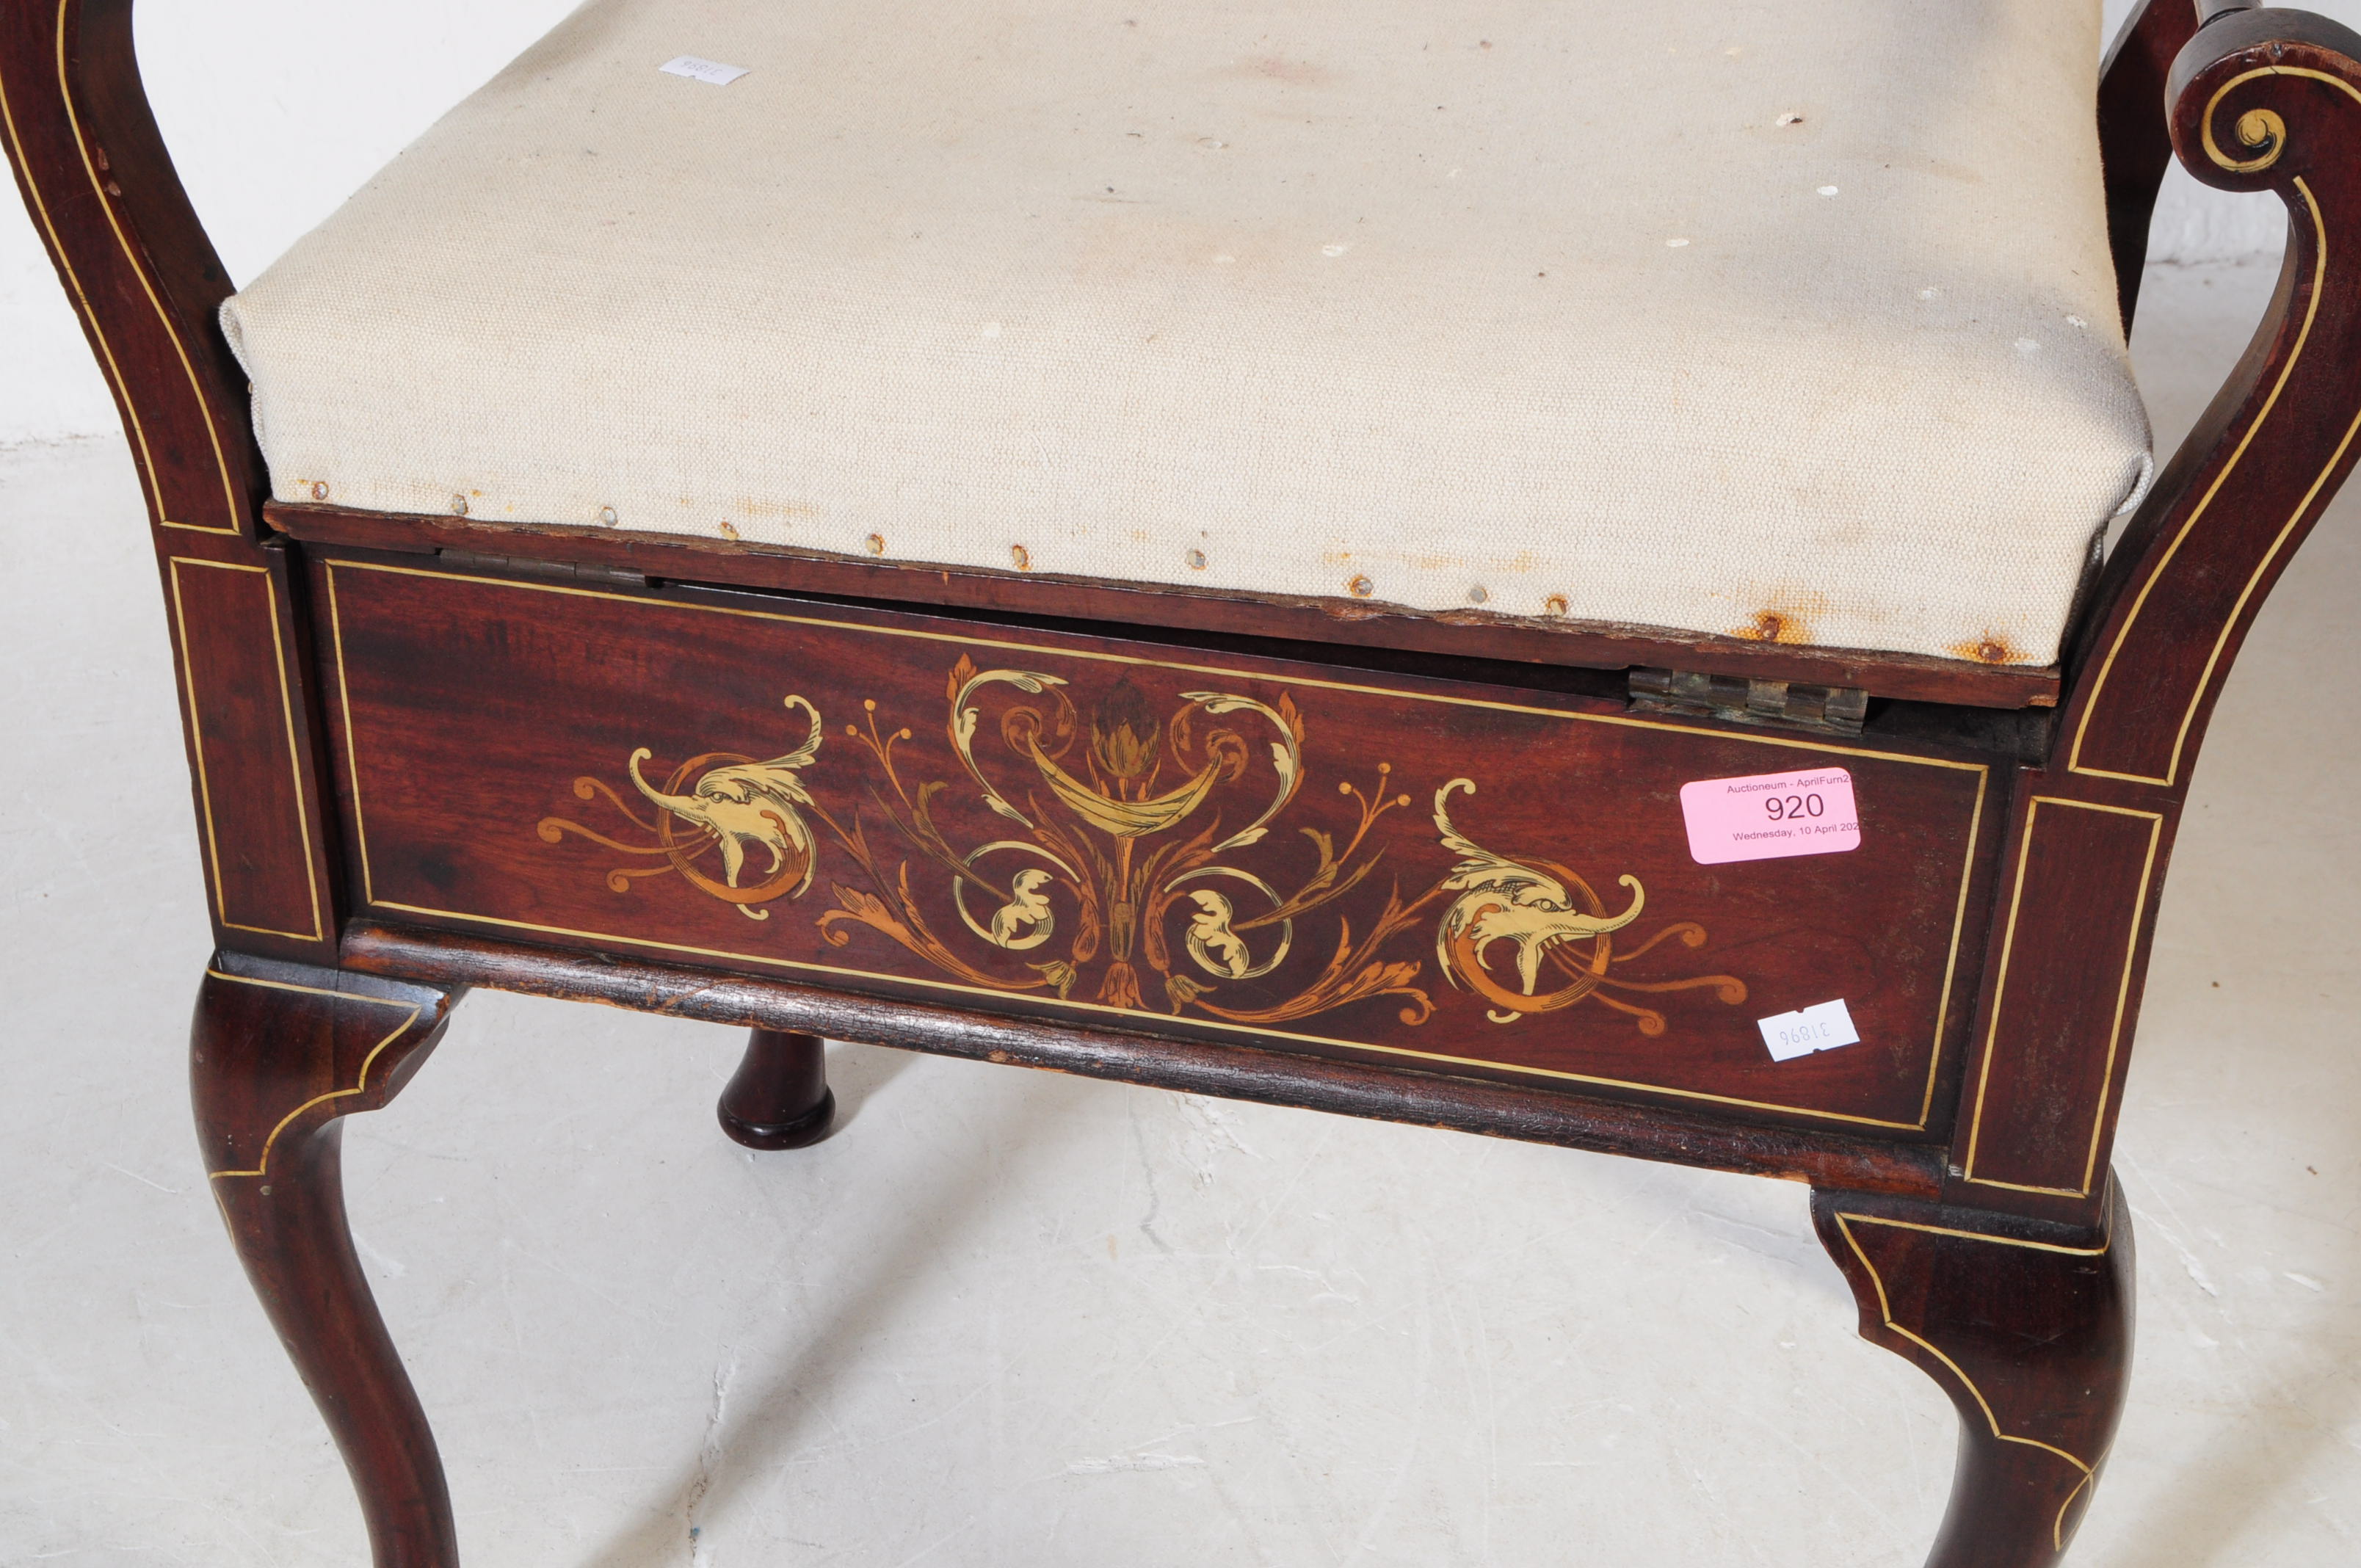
191, 953, 464, 1568
1812, 1182, 2134, 1568
717, 1027, 835, 1150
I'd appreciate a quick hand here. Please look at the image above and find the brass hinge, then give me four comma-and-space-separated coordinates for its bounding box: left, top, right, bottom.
1627, 667, 1868, 737
438, 548, 648, 589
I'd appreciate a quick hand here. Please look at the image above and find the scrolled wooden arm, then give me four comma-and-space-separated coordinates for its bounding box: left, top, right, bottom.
0, 0, 258, 537
2173, 5, 2361, 186
2060, 5, 2361, 789
2, 0, 338, 962
1941, 7, 2361, 1231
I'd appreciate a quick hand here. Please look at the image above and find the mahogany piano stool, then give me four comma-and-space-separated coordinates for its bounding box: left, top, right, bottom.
4, 1, 2356, 1562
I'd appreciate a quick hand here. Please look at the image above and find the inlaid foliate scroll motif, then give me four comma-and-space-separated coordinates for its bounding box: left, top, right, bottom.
540, 656, 1745, 1034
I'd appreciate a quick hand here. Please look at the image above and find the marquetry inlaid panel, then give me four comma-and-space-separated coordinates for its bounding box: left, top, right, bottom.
317, 559, 2001, 1132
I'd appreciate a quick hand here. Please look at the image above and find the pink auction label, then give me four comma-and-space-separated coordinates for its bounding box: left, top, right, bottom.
1679, 768, 1861, 865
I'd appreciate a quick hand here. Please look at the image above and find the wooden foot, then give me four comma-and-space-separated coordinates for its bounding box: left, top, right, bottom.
717, 1027, 835, 1150
191, 952, 464, 1568
1812, 1181, 2134, 1568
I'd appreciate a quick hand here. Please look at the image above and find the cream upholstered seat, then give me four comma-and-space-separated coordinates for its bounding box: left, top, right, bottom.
222, 0, 2151, 667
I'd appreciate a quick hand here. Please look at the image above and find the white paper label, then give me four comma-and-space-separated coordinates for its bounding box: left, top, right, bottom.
1756, 998, 1860, 1063
659, 55, 750, 87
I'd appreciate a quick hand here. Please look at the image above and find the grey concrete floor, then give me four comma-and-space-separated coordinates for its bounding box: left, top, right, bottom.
1, 258, 2356, 1566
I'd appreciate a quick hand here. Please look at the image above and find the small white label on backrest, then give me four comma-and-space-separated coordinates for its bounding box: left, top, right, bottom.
1757, 998, 1860, 1062
660, 56, 750, 87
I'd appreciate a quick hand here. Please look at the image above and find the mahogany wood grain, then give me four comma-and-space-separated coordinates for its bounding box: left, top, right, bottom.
717, 1028, 835, 1150
1957, 800, 2160, 1200
1, 0, 338, 963
191, 950, 464, 1568
1952, 7, 2361, 1227
313, 554, 2003, 1139
13, 2, 2361, 1564
341, 918, 1949, 1198
1814, 1182, 2135, 1568
167, 546, 330, 943
2100, 0, 2206, 330
2067, 8, 2361, 787
269, 502, 2068, 711
1, 0, 255, 537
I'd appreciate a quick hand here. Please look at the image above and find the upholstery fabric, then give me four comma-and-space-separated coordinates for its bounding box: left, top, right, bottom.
222, 0, 2151, 665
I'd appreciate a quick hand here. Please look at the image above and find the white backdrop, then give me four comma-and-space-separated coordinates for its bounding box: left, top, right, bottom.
0, 0, 2356, 440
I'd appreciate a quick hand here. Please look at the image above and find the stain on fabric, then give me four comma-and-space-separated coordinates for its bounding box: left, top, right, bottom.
732, 496, 824, 523
1232, 56, 1330, 86
1948, 633, 2022, 665
1730, 588, 1829, 645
